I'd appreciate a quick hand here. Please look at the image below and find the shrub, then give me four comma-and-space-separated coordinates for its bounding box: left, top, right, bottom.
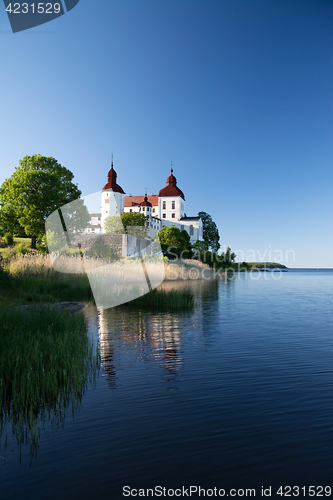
4, 233, 13, 245
16, 242, 29, 255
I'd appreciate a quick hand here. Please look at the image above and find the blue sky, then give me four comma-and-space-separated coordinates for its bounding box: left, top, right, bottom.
0, 0, 332, 267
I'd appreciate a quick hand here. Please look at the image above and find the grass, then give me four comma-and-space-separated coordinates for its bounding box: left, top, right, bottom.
0, 306, 100, 458
0, 253, 93, 306
0, 253, 194, 310
120, 287, 195, 310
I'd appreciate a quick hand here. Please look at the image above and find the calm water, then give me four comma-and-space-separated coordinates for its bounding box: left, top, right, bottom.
1, 269, 333, 499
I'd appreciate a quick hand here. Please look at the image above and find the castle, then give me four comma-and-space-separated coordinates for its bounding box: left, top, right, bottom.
85, 162, 203, 243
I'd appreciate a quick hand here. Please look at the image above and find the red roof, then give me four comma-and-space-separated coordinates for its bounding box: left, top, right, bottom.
140, 195, 152, 207
102, 163, 125, 193
124, 195, 159, 207
158, 169, 185, 200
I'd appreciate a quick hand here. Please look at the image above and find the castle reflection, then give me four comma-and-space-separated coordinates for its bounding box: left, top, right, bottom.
97, 280, 219, 388
98, 309, 183, 386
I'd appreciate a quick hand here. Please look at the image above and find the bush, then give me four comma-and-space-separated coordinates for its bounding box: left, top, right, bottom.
4, 233, 13, 245
16, 242, 29, 255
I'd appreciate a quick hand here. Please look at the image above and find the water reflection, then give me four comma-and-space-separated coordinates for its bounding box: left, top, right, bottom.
97, 280, 220, 387
0, 309, 99, 461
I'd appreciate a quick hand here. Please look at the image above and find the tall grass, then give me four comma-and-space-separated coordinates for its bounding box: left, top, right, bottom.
0, 306, 100, 458
0, 254, 93, 305
120, 287, 195, 310
0, 254, 195, 310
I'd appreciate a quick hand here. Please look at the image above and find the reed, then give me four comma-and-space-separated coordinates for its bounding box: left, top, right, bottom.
120, 287, 195, 310
0, 306, 100, 458
0, 254, 194, 310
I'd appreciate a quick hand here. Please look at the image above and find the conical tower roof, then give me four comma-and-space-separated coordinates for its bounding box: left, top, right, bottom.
158, 169, 185, 200
102, 162, 125, 193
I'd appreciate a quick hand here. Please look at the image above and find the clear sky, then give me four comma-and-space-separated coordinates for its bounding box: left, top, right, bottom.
0, 0, 332, 267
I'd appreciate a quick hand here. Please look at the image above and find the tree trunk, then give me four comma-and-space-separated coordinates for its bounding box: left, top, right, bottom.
31, 236, 37, 249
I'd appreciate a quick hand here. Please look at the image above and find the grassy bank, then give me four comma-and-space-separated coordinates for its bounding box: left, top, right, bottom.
0, 254, 194, 310
0, 254, 93, 306
0, 306, 99, 458
120, 287, 195, 310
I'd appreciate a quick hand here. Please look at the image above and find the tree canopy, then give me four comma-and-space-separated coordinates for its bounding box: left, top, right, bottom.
155, 225, 192, 259
104, 212, 147, 237
198, 211, 220, 252
0, 155, 83, 248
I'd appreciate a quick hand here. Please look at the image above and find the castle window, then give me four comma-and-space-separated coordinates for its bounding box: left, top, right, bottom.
181, 225, 184, 231
172, 213, 175, 218
163, 213, 166, 218
130, 209, 132, 212
162, 201, 166, 210
190, 225, 194, 235
152, 208, 155, 213
172, 201, 175, 210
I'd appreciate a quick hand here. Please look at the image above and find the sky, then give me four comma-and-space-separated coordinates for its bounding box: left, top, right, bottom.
0, 0, 332, 267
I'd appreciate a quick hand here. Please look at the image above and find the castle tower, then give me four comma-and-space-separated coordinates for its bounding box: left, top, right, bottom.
101, 161, 125, 232
158, 169, 185, 221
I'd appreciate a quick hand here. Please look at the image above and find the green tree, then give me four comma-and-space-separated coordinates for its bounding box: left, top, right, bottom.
0, 155, 82, 248
198, 211, 220, 252
192, 239, 209, 253
220, 246, 236, 264
155, 226, 192, 259
104, 212, 147, 237
121, 212, 147, 237
103, 215, 124, 234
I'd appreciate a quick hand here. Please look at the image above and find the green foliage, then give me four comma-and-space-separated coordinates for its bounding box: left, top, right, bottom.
4, 233, 13, 245
247, 262, 288, 269
121, 212, 147, 234
192, 240, 209, 253
104, 212, 147, 237
0, 306, 99, 457
198, 211, 220, 252
193, 246, 237, 270
85, 236, 119, 261
103, 215, 124, 234
16, 242, 29, 255
155, 225, 193, 259
121, 287, 194, 310
220, 246, 236, 264
0, 155, 82, 249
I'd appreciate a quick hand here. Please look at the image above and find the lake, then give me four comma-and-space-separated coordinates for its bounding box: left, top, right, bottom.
1, 269, 333, 499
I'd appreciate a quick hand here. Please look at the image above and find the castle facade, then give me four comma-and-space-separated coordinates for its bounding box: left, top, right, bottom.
86, 162, 203, 243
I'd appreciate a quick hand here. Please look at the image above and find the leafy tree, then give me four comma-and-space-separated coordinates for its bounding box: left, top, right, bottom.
104, 212, 147, 237
0, 155, 83, 248
198, 211, 220, 252
155, 226, 192, 259
221, 246, 236, 264
103, 215, 124, 234
192, 239, 209, 253
121, 212, 147, 237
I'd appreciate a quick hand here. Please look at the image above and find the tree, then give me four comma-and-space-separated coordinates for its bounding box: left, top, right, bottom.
0, 155, 83, 248
192, 239, 209, 253
221, 246, 236, 264
155, 226, 192, 259
104, 212, 147, 237
120, 212, 147, 237
198, 211, 220, 252
103, 216, 124, 234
